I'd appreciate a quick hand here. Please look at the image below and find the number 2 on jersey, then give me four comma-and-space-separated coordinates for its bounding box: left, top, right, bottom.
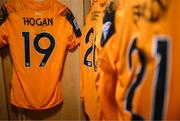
22, 32, 55, 67
84, 28, 96, 71
127, 38, 145, 120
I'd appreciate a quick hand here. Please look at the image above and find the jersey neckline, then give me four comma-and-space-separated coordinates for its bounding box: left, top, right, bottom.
21, 0, 53, 10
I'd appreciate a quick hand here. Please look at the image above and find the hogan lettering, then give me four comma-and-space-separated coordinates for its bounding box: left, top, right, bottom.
23, 17, 53, 26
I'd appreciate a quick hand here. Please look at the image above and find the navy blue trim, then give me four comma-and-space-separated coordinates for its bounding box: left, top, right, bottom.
61, 8, 81, 37
0, 5, 9, 25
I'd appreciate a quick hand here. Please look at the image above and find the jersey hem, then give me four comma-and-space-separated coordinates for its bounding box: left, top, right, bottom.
10, 99, 64, 110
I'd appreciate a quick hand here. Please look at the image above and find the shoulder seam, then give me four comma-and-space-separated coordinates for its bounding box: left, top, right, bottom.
60, 8, 81, 37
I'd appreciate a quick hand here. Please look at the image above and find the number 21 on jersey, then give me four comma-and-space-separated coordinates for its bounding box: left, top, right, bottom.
126, 36, 170, 120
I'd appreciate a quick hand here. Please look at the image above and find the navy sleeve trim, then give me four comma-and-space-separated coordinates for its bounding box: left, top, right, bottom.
61, 8, 82, 37
0, 5, 9, 26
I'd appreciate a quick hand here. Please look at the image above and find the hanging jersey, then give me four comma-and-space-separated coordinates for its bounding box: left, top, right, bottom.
0, 0, 81, 110
95, 1, 116, 78
79, 0, 100, 120
98, 0, 145, 120
94, 0, 116, 84
94, 0, 117, 120
101, 0, 180, 120
132, 0, 180, 120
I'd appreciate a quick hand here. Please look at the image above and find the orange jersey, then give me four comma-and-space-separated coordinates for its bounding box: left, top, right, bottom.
98, 0, 144, 120
95, 0, 116, 74
95, 1, 117, 120
79, 1, 100, 120
95, 0, 116, 81
100, 0, 180, 120
96, 35, 119, 120
0, 0, 81, 110
134, 0, 180, 119
96, 1, 124, 120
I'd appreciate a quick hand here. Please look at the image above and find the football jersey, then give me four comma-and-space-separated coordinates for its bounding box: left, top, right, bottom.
95, 0, 116, 74
94, 0, 117, 120
0, 0, 81, 109
98, 0, 144, 120
133, 0, 180, 120
94, 0, 116, 83
79, 0, 100, 119
101, 0, 180, 120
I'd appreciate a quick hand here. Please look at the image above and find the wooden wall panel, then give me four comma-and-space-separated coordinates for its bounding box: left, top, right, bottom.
84, 0, 91, 16
1, 48, 18, 120
0, 1, 9, 121
0, 50, 8, 120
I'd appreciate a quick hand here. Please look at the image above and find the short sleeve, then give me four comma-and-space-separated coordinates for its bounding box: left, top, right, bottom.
0, 4, 9, 48
60, 8, 82, 50
98, 34, 119, 74
95, 35, 119, 120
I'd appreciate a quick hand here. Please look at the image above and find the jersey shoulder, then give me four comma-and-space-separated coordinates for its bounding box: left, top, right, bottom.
55, 0, 81, 37
0, 4, 9, 25
0, 0, 22, 25
4, 0, 23, 13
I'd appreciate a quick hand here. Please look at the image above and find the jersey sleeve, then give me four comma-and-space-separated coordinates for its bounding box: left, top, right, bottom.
96, 35, 120, 120
98, 35, 119, 74
60, 8, 82, 49
0, 4, 9, 48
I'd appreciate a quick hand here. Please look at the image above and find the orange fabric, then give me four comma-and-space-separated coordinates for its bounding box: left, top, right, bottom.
136, 0, 180, 119
95, 0, 118, 120
79, 1, 100, 120
95, 0, 116, 68
80, 0, 116, 120
99, 0, 109, 7
0, 0, 81, 110
115, 1, 143, 120
97, 36, 119, 121
99, 0, 180, 120
98, 0, 143, 120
